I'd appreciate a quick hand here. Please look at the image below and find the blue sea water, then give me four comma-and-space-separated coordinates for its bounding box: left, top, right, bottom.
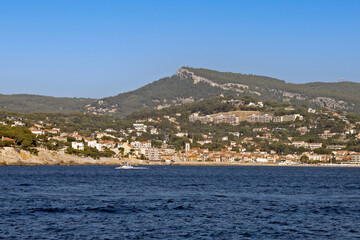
1, 166, 360, 239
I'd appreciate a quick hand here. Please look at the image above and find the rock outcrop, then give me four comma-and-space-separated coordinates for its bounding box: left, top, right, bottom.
0, 147, 124, 166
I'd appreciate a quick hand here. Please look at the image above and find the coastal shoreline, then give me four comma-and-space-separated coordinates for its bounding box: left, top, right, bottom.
171, 162, 360, 167
1, 147, 359, 167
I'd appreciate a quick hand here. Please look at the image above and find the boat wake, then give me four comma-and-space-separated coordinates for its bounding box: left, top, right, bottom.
114, 166, 148, 170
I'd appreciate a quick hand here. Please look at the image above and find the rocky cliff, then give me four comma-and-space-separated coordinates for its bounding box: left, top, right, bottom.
0, 147, 124, 165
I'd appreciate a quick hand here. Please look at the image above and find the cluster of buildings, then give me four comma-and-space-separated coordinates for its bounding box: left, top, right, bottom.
173, 143, 360, 164
189, 113, 239, 124
189, 112, 303, 125
273, 114, 303, 122
0, 117, 26, 127
291, 141, 322, 150
2, 103, 360, 165
29, 127, 60, 135
246, 113, 303, 123
246, 114, 273, 123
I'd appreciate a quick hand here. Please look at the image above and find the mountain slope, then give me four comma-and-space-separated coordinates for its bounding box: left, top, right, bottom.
1, 67, 359, 115
0, 94, 94, 113
87, 67, 360, 116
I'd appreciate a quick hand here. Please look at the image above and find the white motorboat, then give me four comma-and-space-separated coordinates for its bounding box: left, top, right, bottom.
115, 162, 134, 169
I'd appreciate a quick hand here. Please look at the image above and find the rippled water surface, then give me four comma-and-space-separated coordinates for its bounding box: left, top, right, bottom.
1, 166, 360, 239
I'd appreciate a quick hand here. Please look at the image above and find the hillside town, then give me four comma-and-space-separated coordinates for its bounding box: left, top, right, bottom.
1, 97, 360, 165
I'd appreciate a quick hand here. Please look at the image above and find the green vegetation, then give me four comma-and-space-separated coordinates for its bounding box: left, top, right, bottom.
1, 67, 360, 116
125, 96, 360, 154
65, 147, 115, 159
0, 111, 132, 137
185, 67, 360, 113
127, 96, 237, 120
85, 67, 360, 116
0, 94, 94, 113
347, 113, 360, 124
0, 125, 38, 154
1, 93, 360, 158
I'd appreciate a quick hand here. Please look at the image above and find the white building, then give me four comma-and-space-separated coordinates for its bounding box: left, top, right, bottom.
150, 128, 159, 135
175, 133, 188, 137
131, 141, 151, 148
351, 154, 360, 163
29, 128, 45, 135
274, 114, 303, 122
105, 128, 116, 132
133, 123, 147, 132
185, 143, 190, 153
72, 142, 84, 150
13, 121, 25, 126
85, 139, 97, 148
145, 147, 160, 161
306, 143, 323, 150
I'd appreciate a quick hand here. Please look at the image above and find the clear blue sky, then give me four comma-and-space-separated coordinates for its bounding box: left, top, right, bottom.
0, 0, 359, 98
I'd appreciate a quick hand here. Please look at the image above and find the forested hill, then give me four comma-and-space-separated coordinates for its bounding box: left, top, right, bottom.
87, 67, 360, 116
0, 94, 94, 113
1, 67, 360, 115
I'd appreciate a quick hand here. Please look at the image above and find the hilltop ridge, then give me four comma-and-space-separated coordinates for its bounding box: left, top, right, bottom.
1, 67, 359, 115
87, 67, 360, 115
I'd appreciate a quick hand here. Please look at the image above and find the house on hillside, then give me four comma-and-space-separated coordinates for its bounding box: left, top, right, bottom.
29, 127, 45, 135
1, 137, 15, 142
72, 142, 84, 150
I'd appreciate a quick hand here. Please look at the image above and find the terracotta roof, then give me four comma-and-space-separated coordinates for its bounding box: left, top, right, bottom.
2, 137, 15, 142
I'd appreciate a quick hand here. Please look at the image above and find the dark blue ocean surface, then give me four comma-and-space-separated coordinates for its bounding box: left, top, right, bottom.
1, 166, 360, 239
